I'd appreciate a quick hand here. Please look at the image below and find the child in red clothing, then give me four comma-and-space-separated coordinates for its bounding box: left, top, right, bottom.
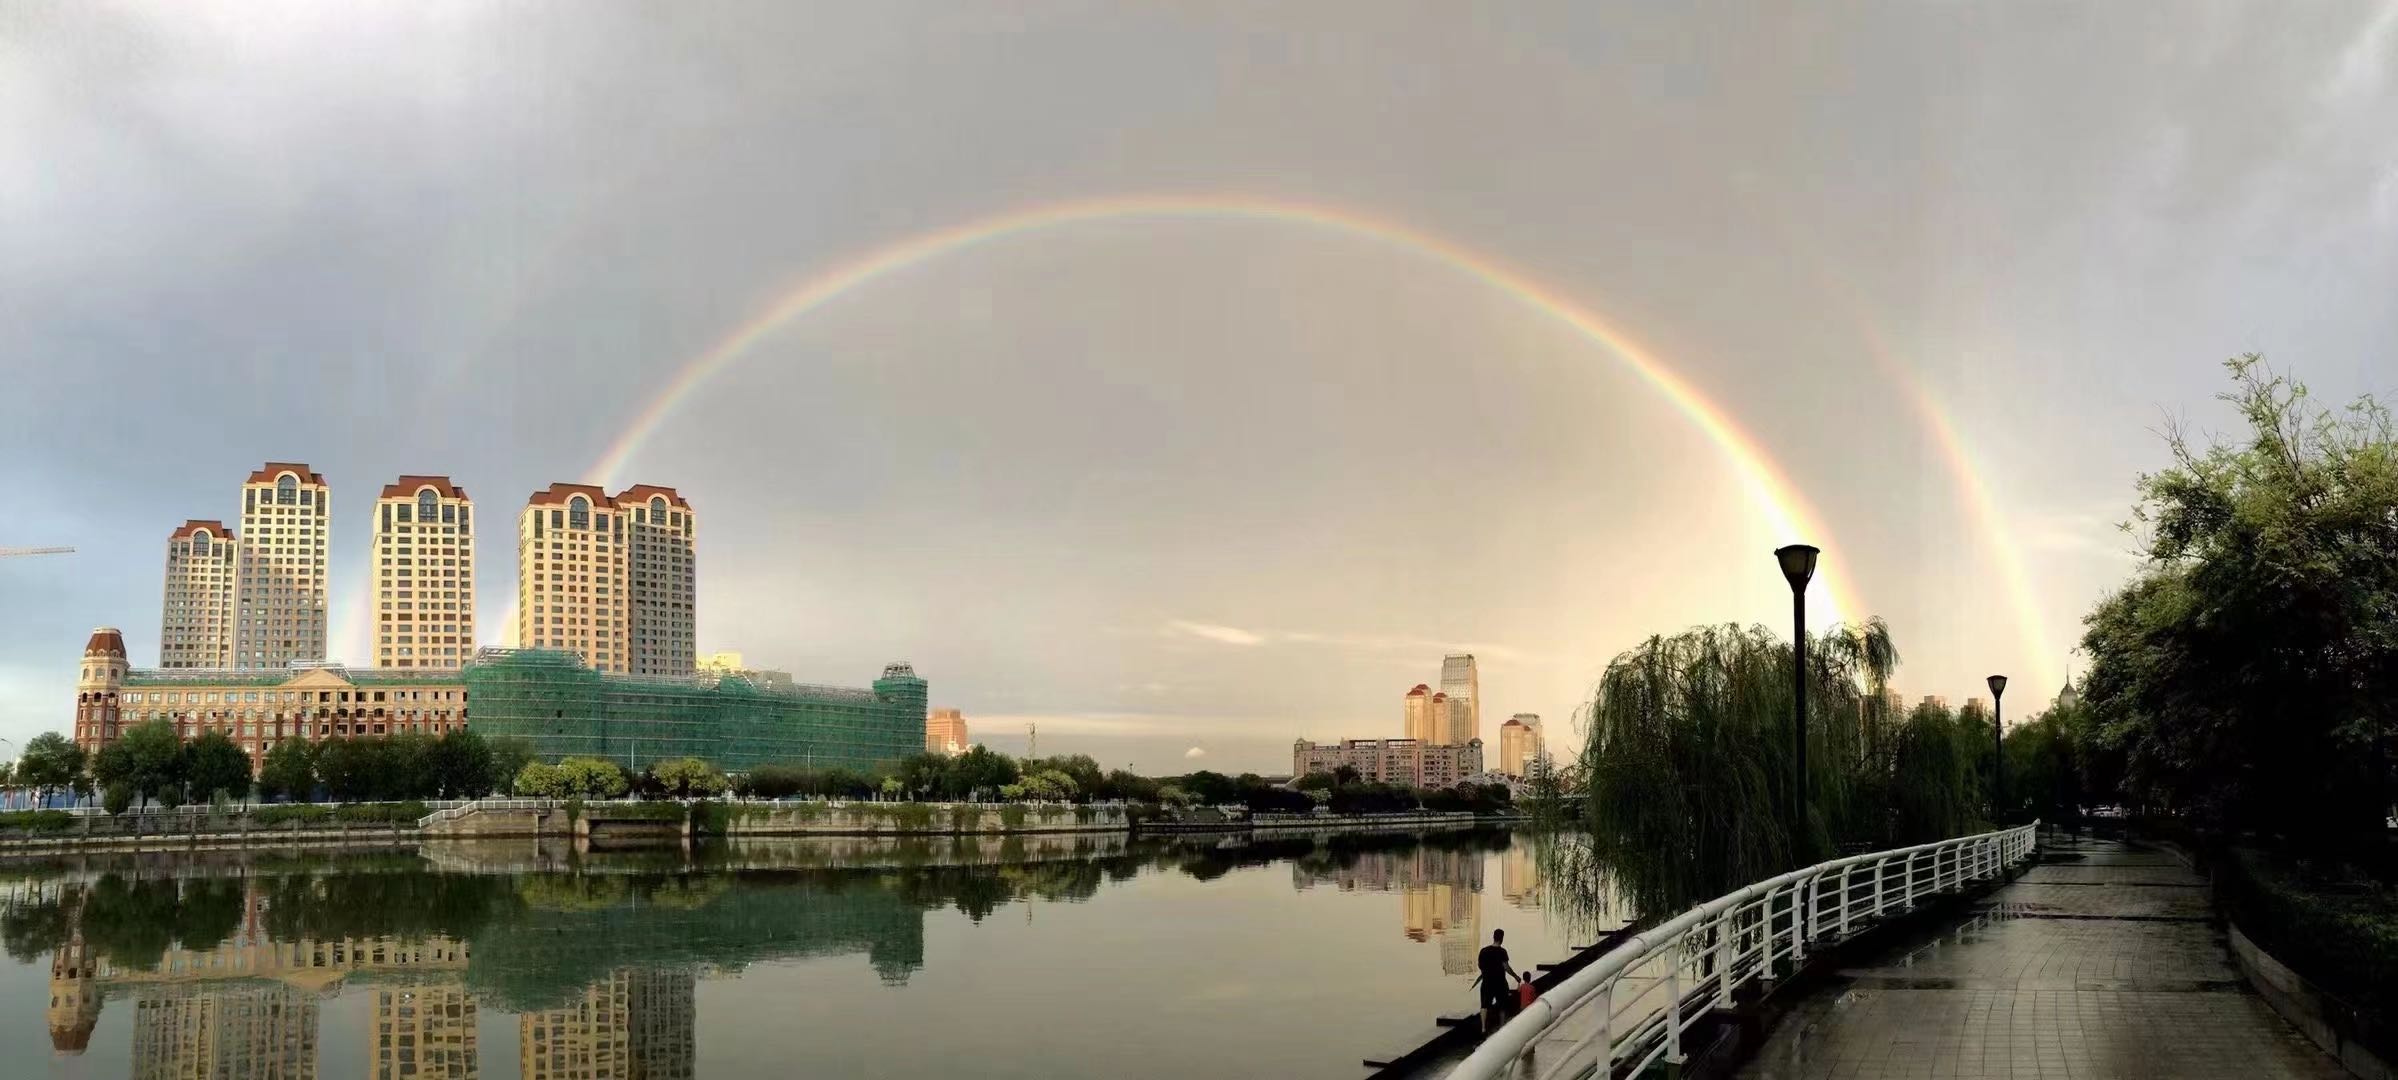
1516, 971, 1538, 1011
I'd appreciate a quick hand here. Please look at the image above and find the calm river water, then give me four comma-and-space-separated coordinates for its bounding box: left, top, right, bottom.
3, 828, 1621, 1078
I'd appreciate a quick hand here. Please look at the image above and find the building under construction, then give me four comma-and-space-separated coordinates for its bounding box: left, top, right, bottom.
461, 649, 926, 775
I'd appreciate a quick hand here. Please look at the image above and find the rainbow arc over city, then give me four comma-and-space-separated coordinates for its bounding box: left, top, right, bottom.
572, 193, 1873, 628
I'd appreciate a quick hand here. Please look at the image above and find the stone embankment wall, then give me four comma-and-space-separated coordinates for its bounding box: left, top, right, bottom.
710, 802, 1131, 837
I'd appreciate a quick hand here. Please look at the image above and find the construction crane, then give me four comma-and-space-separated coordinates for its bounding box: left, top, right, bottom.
0, 547, 73, 559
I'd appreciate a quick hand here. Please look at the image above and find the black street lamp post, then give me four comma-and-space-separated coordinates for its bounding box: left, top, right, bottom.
1776, 545, 1820, 842
1987, 674, 2008, 822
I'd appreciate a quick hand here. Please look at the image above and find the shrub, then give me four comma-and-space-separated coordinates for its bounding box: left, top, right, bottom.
334, 802, 429, 825
254, 804, 333, 826
2219, 846, 2398, 1023
593, 802, 686, 822
0, 810, 75, 833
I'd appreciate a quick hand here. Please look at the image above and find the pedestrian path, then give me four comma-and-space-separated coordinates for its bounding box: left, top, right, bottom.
1737, 832, 2345, 1080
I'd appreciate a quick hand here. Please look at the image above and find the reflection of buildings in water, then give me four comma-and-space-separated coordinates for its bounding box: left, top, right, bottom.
1498, 844, 1541, 909
131, 985, 319, 1080
1295, 842, 1493, 967
628, 969, 697, 1080
521, 969, 696, 1080
47, 931, 100, 1054
373, 984, 478, 1080
1436, 886, 1481, 976
43, 885, 469, 1066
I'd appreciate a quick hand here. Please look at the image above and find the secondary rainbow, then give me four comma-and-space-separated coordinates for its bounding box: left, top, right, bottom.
581, 193, 1868, 624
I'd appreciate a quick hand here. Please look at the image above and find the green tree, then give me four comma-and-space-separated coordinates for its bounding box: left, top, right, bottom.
15, 732, 84, 803
377, 733, 438, 801
1183, 770, 1237, 806
1100, 769, 1158, 802
896, 753, 953, 799
100, 720, 186, 808
314, 738, 395, 802
181, 732, 253, 804
101, 782, 135, 815
949, 746, 1018, 799
486, 737, 536, 796
513, 762, 570, 797
2082, 357, 2398, 851
430, 729, 497, 798
256, 740, 318, 802
1575, 618, 1942, 912
651, 757, 726, 797
557, 757, 628, 798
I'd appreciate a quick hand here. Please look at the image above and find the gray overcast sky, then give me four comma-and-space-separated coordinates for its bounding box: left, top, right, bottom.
3, 1, 2393, 774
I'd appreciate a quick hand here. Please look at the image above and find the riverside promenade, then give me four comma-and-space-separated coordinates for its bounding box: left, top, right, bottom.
1736, 832, 2344, 1080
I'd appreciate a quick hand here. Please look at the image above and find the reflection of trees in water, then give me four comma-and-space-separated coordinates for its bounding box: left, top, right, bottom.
2, 827, 1540, 1019
1532, 832, 1638, 937
1, 874, 257, 971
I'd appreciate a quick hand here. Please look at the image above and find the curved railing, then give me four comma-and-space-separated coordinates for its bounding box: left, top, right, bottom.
1447, 821, 2039, 1080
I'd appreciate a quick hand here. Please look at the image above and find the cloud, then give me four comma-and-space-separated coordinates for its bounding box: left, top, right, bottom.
1164, 620, 1265, 646
2012, 509, 2141, 560
1183, 746, 1207, 759
1163, 620, 1544, 665
973, 712, 1290, 738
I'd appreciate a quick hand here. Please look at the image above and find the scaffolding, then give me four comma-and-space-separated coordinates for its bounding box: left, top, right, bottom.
461, 649, 923, 774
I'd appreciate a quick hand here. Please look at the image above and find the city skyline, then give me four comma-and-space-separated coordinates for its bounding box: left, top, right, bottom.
6, 4, 2393, 775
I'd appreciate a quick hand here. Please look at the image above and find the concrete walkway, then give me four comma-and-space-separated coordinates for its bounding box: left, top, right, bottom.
1738, 832, 2345, 1080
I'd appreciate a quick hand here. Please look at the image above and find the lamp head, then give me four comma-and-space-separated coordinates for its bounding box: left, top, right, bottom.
1986, 674, 2008, 698
1774, 544, 1820, 592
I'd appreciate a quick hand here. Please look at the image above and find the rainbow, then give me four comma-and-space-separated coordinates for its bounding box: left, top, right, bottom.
1850, 320, 2062, 696
575, 194, 1867, 627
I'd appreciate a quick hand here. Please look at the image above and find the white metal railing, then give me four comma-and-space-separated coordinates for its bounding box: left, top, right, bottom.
417, 798, 564, 827
1446, 821, 2039, 1080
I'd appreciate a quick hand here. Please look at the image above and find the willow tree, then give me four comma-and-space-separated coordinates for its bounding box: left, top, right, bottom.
1571, 617, 1973, 915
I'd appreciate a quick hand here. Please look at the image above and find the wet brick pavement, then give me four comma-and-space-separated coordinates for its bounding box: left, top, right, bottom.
1736, 833, 2345, 1080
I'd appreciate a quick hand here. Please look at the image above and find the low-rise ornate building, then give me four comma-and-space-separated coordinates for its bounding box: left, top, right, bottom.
1293, 737, 1484, 789
72, 631, 921, 778
76, 627, 466, 771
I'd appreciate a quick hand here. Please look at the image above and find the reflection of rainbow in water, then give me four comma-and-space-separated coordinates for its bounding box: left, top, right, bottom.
564, 194, 1869, 628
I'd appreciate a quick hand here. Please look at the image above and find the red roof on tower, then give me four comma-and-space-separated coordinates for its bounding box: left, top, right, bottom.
526, 482, 609, 506
1431, 692, 1448, 702
83, 627, 125, 659
1407, 684, 1429, 696
381, 475, 468, 500
245, 462, 324, 485
611, 484, 690, 509
168, 520, 233, 541
1500, 717, 1528, 729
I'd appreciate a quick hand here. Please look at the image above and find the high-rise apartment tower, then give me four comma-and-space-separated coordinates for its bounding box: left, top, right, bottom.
373, 477, 476, 669
235, 463, 329, 669
1439, 654, 1480, 745
615, 485, 696, 677
160, 521, 235, 668
518, 483, 627, 673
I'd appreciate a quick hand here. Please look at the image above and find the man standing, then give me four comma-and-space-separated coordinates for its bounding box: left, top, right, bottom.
1475, 928, 1516, 1033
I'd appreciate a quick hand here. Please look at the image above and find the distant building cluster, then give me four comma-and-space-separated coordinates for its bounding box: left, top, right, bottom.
924, 707, 969, 755
72, 461, 930, 777
1498, 713, 1543, 779
697, 651, 794, 692
145, 463, 695, 675
1294, 652, 1547, 785
1293, 737, 1483, 789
